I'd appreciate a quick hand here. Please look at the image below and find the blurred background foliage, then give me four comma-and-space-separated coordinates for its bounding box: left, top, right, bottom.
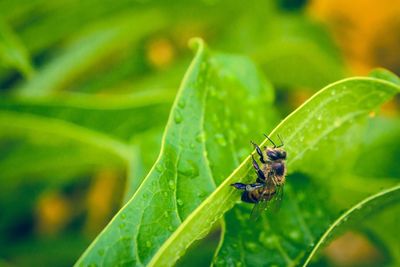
0, 0, 399, 266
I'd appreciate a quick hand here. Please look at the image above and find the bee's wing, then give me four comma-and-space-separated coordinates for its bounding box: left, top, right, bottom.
270, 185, 284, 212
250, 199, 268, 221
250, 190, 274, 221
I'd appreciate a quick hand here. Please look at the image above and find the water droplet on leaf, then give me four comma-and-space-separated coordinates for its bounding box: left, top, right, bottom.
178, 100, 186, 108
215, 133, 227, 146
168, 180, 175, 189
177, 199, 184, 206
196, 132, 205, 143
289, 230, 301, 241
244, 242, 258, 252
97, 249, 105, 256
174, 111, 183, 124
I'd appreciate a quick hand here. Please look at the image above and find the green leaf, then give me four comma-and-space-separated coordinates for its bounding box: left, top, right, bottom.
75, 39, 278, 266
369, 68, 400, 86
0, 90, 172, 180
219, 3, 344, 89
213, 76, 400, 265
363, 201, 400, 266
16, 10, 167, 96
0, 20, 34, 78
303, 184, 400, 266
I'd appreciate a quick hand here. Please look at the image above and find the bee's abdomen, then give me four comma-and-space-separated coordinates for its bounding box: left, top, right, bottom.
241, 188, 276, 203
261, 188, 276, 201
241, 191, 258, 203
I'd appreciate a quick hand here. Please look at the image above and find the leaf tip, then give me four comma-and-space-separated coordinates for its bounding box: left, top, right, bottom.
188, 37, 205, 52
368, 68, 400, 86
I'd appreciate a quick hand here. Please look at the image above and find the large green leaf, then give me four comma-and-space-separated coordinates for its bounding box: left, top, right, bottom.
75, 39, 278, 266
0, 20, 34, 78
148, 75, 399, 266
303, 184, 400, 266
213, 75, 400, 265
16, 10, 167, 96
0, 89, 172, 180
218, 1, 344, 89
0, 90, 173, 244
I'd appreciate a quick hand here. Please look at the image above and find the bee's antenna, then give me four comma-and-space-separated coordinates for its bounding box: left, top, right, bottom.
263, 134, 276, 148
277, 134, 284, 148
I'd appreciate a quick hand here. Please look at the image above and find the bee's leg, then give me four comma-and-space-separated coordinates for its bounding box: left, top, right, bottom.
251, 141, 265, 163
241, 183, 265, 203
231, 183, 247, 190
231, 182, 264, 191
245, 183, 264, 191
252, 155, 266, 182
270, 175, 278, 186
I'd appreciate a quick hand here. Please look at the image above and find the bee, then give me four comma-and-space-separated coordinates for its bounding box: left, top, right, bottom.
231, 134, 287, 220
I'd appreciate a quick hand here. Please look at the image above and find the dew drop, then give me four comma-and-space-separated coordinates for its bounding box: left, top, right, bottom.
120, 213, 126, 219
178, 160, 199, 179
168, 180, 175, 189
197, 192, 206, 198
163, 191, 168, 197
244, 241, 258, 252
196, 132, 205, 143
146, 241, 152, 247
97, 249, 105, 256
289, 230, 301, 241
177, 199, 184, 206
190, 143, 195, 148
215, 259, 226, 265
334, 119, 341, 127
119, 222, 126, 229
164, 211, 169, 218
156, 164, 163, 172
331, 90, 336, 96
215, 133, 227, 146
168, 226, 174, 231
259, 232, 275, 249
174, 111, 183, 124
178, 100, 186, 108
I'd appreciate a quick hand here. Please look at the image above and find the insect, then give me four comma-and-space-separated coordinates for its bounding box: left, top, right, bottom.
231, 134, 287, 220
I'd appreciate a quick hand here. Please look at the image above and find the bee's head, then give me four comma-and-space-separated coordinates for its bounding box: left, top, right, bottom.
267, 148, 286, 160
